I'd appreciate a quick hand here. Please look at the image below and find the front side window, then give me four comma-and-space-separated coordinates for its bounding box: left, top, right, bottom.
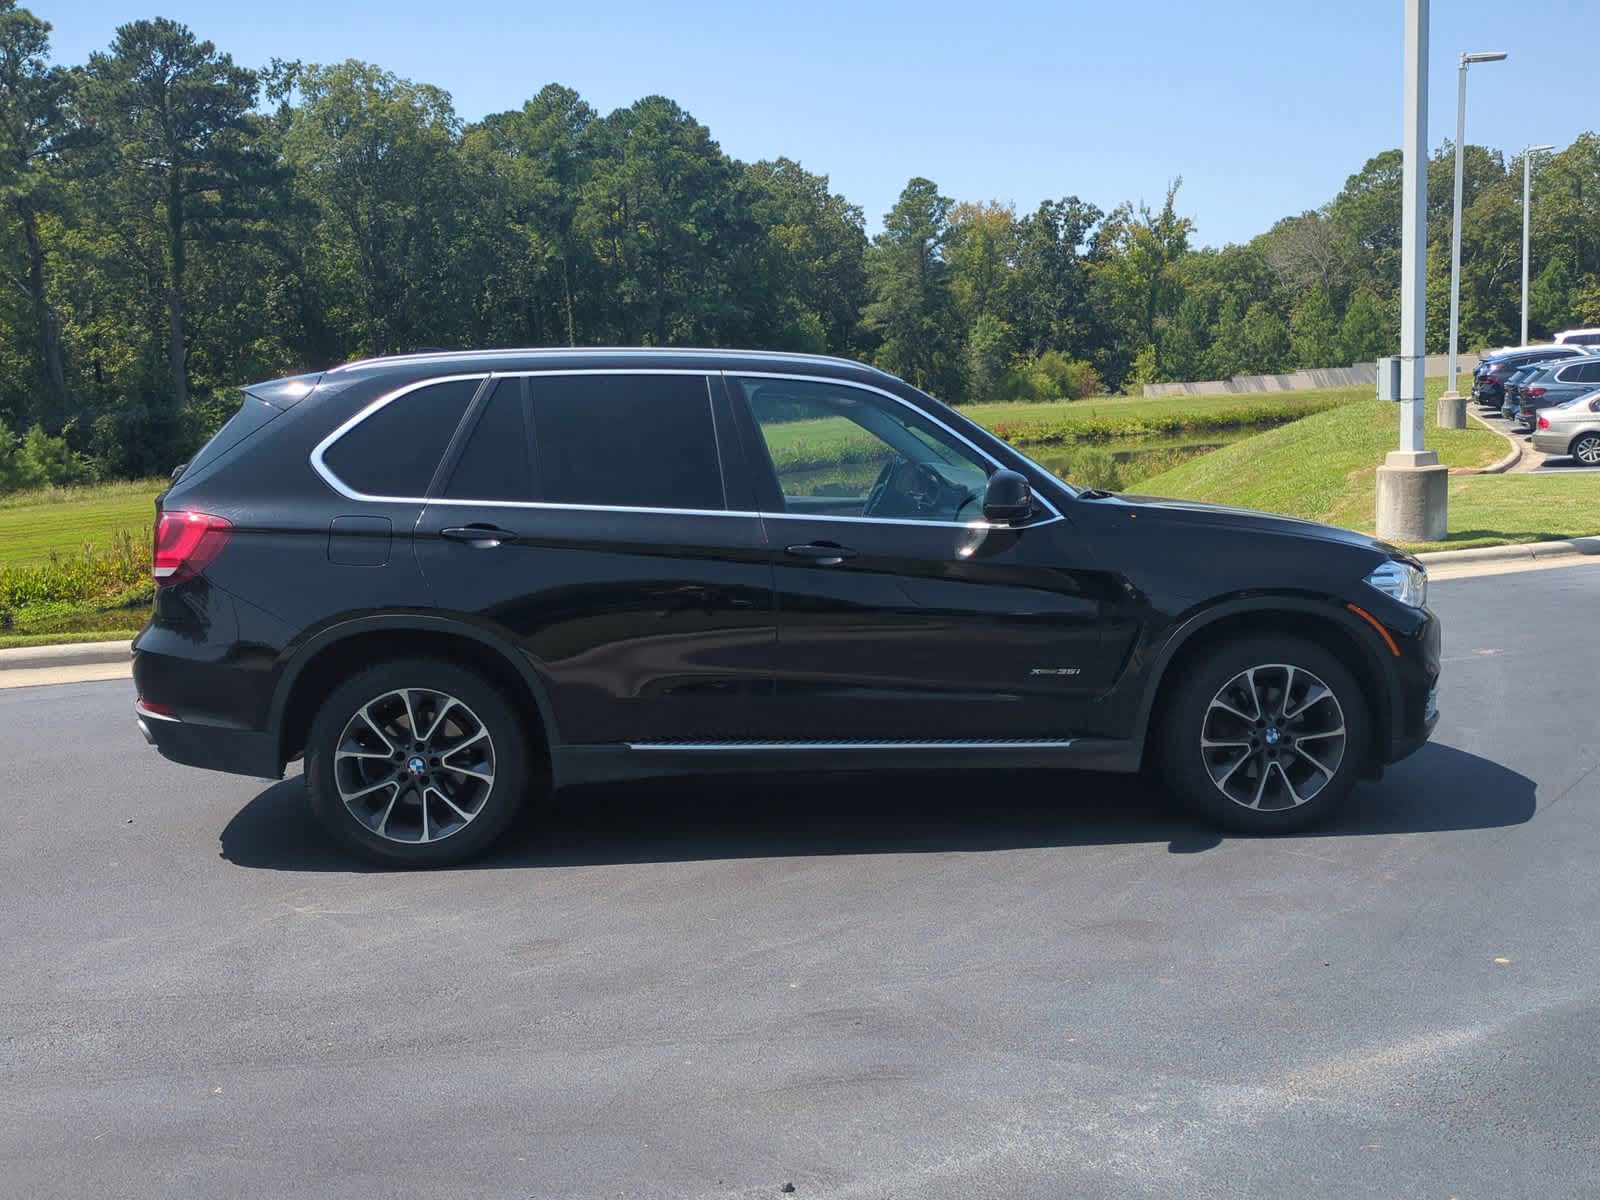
323, 377, 482, 498
531, 374, 725, 511
734, 377, 992, 522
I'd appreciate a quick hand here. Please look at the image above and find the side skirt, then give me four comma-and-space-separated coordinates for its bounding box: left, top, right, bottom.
551, 737, 1144, 789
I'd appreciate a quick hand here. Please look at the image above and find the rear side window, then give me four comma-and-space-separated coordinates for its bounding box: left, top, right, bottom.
322, 377, 481, 498
1566, 362, 1600, 383
530, 374, 724, 511
443, 379, 533, 501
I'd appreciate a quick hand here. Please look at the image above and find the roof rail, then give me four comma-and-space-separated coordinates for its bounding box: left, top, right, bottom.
326, 346, 890, 377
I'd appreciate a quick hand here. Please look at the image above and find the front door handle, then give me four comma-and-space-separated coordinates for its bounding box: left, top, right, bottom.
441, 524, 518, 548
786, 541, 858, 566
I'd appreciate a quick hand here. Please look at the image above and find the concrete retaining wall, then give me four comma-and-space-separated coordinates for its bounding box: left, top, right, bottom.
1143, 353, 1480, 398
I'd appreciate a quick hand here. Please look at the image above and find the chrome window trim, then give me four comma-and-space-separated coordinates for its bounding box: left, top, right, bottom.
309, 366, 1063, 529
625, 738, 1077, 751
311, 373, 491, 504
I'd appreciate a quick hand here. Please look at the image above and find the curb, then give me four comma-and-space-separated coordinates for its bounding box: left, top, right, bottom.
1416, 537, 1600, 567
0, 640, 132, 672
1453, 409, 1522, 475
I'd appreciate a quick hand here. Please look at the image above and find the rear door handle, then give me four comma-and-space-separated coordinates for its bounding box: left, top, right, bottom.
786, 541, 858, 566
441, 524, 518, 548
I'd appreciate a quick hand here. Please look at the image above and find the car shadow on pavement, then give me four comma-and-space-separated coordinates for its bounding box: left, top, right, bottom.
218, 741, 1536, 872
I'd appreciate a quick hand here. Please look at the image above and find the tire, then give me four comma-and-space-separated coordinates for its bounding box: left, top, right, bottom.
1571, 432, 1600, 466
305, 657, 535, 867
1157, 635, 1370, 834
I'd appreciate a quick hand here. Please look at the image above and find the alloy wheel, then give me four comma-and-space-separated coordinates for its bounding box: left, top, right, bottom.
1200, 663, 1346, 811
1573, 434, 1600, 466
333, 688, 496, 844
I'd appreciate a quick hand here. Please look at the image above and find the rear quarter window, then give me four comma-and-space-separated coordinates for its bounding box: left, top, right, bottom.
321, 377, 483, 498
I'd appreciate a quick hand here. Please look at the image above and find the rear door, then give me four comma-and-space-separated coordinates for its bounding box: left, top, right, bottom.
726, 373, 1127, 742
415, 371, 777, 745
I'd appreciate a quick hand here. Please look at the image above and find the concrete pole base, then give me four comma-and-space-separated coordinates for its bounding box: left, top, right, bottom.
1376, 450, 1448, 542
1437, 391, 1467, 429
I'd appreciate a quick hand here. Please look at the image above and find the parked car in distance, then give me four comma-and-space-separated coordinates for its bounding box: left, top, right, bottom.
1554, 328, 1600, 347
1498, 364, 1545, 422
1532, 391, 1600, 465
1473, 345, 1591, 407
132, 348, 1441, 866
1504, 356, 1600, 428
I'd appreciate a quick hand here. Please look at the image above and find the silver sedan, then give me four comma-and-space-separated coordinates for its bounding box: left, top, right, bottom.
1532, 390, 1600, 466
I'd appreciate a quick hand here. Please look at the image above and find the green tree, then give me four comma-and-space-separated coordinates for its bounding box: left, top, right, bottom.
81, 18, 272, 407
0, 1, 79, 416
1340, 289, 1393, 363
1091, 179, 1193, 383
1013, 196, 1102, 357
1290, 286, 1340, 367
862, 177, 961, 397
741, 157, 868, 353
575, 96, 740, 345
282, 60, 470, 356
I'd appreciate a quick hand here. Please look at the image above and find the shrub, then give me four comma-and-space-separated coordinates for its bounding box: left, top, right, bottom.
992, 351, 1104, 403
0, 420, 93, 494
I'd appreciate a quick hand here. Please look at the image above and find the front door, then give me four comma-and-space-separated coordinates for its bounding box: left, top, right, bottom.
415, 372, 777, 745
726, 373, 1125, 742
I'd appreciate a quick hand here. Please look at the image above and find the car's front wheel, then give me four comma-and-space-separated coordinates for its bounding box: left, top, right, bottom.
305, 658, 533, 866
1158, 635, 1370, 833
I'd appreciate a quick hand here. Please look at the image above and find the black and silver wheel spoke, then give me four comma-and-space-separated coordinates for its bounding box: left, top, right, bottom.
1200, 663, 1346, 812
333, 687, 496, 845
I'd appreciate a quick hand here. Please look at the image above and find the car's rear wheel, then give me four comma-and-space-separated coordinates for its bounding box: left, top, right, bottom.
1158, 635, 1369, 833
1570, 432, 1600, 466
306, 657, 532, 866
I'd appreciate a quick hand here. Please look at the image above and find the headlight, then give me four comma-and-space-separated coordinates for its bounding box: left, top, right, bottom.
1365, 560, 1428, 608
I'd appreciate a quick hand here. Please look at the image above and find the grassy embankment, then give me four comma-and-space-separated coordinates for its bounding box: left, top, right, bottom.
0, 479, 163, 648
1138, 382, 1600, 551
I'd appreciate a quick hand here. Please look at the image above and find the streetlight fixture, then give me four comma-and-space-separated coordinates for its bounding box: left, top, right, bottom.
1521, 143, 1556, 345
1441, 50, 1507, 424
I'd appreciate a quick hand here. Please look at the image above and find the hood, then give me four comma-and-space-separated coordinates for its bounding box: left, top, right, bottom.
1102, 491, 1409, 561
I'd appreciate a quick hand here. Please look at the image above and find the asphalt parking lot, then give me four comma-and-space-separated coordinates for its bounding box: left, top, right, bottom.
1474, 405, 1600, 473
4, 562, 1598, 1199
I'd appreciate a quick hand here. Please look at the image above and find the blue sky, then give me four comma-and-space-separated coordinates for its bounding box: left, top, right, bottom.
44, 0, 1595, 247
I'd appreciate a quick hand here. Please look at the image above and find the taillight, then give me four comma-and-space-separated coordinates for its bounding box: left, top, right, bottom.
1538, 415, 1550, 429
1525, 387, 1546, 399
152, 510, 232, 586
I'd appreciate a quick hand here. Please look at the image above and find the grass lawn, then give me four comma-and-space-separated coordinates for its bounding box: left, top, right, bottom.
0, 478, 164, 569
1135, 382, 1600, 550
964, 386, 1361, 444
0, 628, 137, 650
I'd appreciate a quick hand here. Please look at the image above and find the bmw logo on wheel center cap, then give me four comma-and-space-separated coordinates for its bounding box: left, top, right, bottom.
407, 755, 428, 776
1264, 727, 1282, 746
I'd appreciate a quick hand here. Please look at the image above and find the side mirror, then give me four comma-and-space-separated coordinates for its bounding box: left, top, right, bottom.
982, 469, 1032, 525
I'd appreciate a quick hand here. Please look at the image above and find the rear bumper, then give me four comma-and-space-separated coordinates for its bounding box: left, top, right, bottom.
1532, 429, 1574, 455
135, 699, 282, 779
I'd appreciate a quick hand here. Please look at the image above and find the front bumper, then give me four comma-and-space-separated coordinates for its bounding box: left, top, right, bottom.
1378, 603, 1441, 768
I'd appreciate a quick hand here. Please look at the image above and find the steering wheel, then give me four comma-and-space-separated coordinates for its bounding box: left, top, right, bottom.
863, 457, 950, 519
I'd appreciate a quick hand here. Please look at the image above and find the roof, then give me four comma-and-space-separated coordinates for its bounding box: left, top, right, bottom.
324, 346, 895, 382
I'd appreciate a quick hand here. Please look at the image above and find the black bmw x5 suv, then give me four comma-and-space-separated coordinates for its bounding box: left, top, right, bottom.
135, 348, 1440, 866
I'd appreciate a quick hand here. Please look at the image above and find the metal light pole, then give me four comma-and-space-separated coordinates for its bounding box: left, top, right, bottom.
1521, 144, 1555, 345
1444, 51, 1506, 404
1376, 0, 1448, 542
